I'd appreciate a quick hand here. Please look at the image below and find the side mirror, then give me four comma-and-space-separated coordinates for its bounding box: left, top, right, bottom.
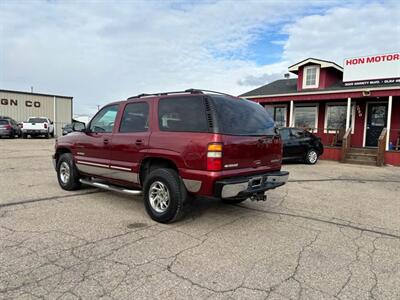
72, 122, 86, 132
50, 121, 54, 125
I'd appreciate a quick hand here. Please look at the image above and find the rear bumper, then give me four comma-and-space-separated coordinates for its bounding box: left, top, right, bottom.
22, 129, 47, 135
215, 171, 289, 199
0, 129, 12, 136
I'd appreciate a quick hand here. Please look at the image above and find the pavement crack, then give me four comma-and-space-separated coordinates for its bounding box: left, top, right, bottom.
0, 190, 104, 208
236, 205, 400, 239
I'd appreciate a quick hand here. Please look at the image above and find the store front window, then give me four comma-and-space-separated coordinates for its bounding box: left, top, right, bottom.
294, 105, 318, 131
265, 105, 287, 127
325, 104, 354, 133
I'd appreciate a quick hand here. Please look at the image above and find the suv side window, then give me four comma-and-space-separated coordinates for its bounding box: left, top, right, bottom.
119, 102, 149, 133
89, 104, 119, 133
158, 96, 208, 132
279, 128, 290, 141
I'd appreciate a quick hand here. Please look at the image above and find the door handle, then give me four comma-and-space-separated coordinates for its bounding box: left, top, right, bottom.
135, 139, 143, 146
103, 138, 109, 144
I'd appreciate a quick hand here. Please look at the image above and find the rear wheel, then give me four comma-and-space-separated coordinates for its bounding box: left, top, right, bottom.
305, 149, 318, 164
22, 133, 28, 139
57, 153, 81, 190
143, 168, 188, 223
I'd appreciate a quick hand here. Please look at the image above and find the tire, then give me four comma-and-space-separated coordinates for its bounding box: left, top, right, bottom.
305, 149, 319, 165
143, 168, 188, 223
221, 197, 248, 204
51, 131, 55, 138
22, 133, 27, 139
46, 132, 50, 139
56, 153, 81, 190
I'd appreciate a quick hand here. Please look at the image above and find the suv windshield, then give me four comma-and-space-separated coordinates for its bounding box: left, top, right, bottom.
28, 118, 47, 123
210, 95, 275, 136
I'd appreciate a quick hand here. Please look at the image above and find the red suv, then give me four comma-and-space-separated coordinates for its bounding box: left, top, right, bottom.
53, 89, 288, 223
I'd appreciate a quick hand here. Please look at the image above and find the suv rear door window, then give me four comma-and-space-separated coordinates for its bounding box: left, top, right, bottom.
291, 128, 305, 138
158, 96, 208, 132
211, 95, 275, 135
89, 104, 119, 133
119, 102, 149, 133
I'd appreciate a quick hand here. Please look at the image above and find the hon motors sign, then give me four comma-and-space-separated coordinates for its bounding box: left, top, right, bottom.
343, 53, 400, 86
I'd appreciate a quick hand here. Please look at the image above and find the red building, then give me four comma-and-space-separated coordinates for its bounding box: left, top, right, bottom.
241, 55, 400, 166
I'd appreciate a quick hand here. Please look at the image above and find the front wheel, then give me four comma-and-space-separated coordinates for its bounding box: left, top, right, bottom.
56, 153, 81, 190
305, 149, 319, 164
143, 168, 188, 223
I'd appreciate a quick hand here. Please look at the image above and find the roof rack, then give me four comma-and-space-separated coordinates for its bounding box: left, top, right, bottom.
127, 88, 234, 100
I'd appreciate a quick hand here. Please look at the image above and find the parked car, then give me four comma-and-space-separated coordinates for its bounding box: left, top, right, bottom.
53, 89, 289, 223
0, 116, 22, 138
62, 123, 73, 136
279, 127, 324, 164
22, 117, 54, 138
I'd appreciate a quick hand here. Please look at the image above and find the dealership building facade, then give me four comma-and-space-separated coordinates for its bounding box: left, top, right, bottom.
241, 53, 400, 166
0, 89, 73, 137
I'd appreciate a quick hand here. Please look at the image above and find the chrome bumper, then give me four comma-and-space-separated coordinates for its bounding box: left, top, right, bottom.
217, 171, 289, 199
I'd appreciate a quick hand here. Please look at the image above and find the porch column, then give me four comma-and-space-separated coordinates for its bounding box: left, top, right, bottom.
289, 100, 294, 127
386, 95, 393, 151
345, 97, 351, 130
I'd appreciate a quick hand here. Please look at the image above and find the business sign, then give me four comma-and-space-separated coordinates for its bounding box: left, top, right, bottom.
343, 53, 400, 85
0, 98, 41, 108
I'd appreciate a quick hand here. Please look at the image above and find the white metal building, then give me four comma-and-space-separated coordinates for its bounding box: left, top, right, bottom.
0, 89, 73, 137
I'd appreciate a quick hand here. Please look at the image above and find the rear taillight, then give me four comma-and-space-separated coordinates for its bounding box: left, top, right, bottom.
207, 143, 223, 171
20, 123, 23, 128
44, 123, 48, 129
5, 124, 12, 130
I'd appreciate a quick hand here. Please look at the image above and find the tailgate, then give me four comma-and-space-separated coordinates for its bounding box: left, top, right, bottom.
23, 123, 45, 130
222, 134, 282, 170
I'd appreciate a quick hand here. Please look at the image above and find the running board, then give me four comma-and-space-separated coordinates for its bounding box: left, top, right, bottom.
79, 179, 143, 196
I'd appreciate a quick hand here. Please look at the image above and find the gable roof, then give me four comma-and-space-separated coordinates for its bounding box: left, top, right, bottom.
288, 58, 343, 74
240, 79, 297, 97
239, 78, 400, 98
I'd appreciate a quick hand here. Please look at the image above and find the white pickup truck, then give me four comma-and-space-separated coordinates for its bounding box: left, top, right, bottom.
22, 117, 55, 138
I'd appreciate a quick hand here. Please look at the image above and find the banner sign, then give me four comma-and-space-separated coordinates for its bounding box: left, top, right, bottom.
343, 53, 400, 84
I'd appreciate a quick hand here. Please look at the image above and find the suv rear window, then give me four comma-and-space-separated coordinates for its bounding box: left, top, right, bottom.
158, 96, 208, 132
210, 95, 275, 136
0, 120, 10, 125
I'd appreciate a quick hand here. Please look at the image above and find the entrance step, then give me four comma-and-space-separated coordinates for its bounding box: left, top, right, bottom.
345, 153, 377, 162
344, 158, 377, 166
348, 148, 377, 155
344, 147, 378, 166
79, 179, 143, 196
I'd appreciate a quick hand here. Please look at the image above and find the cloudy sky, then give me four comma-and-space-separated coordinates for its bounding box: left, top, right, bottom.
1, 0, 399, 115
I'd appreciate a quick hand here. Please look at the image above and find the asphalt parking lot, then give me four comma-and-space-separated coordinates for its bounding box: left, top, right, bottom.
0, 139, 399, 300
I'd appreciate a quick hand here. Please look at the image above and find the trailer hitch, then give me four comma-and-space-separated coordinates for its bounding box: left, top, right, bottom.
250, 192, 266, 201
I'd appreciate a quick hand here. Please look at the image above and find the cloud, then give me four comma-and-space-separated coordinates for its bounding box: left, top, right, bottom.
282, 1, 400, 64
0, 1, 398, 115
238, 73, 282, 86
